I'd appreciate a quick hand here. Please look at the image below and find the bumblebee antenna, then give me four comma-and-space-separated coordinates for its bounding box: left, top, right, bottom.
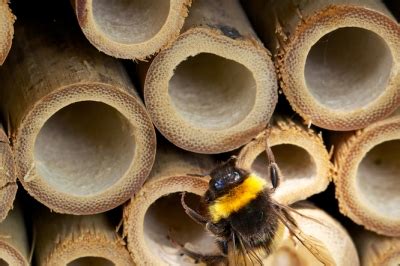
264, 125, 281, 190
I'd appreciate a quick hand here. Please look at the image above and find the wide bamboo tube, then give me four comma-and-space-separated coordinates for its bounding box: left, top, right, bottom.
243, 0, 400, 130
354, 229, 400, 266
34, 210, 133, 266
237, 117, 332, 205
334, 110, 400, 236
0, 1, 14, 65
0, 10, 156, 215
144, 0, 278, 154
0, 204, 29, 266
73, 0, 191, 59
0, 124, 16, 222
123, 145, 216, 265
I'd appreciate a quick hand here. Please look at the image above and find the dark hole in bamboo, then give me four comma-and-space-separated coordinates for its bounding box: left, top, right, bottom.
0, 259, 8, 266
67, 257, 115, 266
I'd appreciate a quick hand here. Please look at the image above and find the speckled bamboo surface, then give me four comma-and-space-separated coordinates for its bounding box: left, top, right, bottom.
0, 0, 14, 65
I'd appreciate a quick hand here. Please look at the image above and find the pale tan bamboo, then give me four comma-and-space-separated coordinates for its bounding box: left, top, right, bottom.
334, 110, 400, 236
0, 203, 29, 266
144, 0, 277, 154
73, 0, 191, 60
34, 210, 133, 266
0, 124, 16, 222
123, 145, 215, 265
354, 229, 400, 266
0, 14, 156, 215
237, 117, 332, 205
243, 0, 400, 130
0, 0, 14, 65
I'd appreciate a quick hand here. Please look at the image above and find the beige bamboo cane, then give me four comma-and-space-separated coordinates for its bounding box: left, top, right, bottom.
0, 16, 156, 215
333, 110, 400, 236
243, 0, 400, 130
123, 145, 216, 265
0, 203, 29, 266
354, 229, 400, 266
34, 210, 133, 266
0, 124, 16, 222
144, 0, 278, 154
73, 0, 191, 60
0, 0, 14, 65
237, 117, 333, 205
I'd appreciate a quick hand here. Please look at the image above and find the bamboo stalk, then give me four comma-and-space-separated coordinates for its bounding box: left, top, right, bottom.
34, 210, 133, 266
123, 144, 215, 265
0, 124, 16, 222
333, 110, 400, 236
0, 203, 29, 266
237, 117, 332, 205
0, 7, 156, 215
354, 229, 400, 266
144, 0, 278, 154
0, 0, 14, 65
73, 0, 191, 59
243, 0, 400, 130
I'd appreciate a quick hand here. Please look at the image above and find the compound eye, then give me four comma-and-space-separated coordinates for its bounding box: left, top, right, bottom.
214, 179, 225, 190
231, 171, 241, 182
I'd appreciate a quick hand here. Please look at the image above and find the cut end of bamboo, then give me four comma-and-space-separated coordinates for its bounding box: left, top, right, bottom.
0, 1, 14, 65
17, 85, 156, 215
238, 117, 332, 205
145, 27, 277, 153
334, 113, 400, 236
74, 0, 191, 59
280, 5, 400, 130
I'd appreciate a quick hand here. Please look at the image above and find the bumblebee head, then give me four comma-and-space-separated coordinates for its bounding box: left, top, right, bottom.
205, 157, 249, 202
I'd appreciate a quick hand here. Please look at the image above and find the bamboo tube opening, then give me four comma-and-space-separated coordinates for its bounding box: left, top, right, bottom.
67, 256, 114, 266
305, 27, 392, 111
169, 53, 256, 129
357, 140, 400, 219
92, 0, 170, 44
34, 101, 135, 196
0, 259, 7, 266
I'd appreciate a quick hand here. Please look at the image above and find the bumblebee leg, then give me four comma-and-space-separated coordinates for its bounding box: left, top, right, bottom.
265, 127, 281, 189
179, 246, 227, 264
206, 222, 230, 237
181, 192, 208, 225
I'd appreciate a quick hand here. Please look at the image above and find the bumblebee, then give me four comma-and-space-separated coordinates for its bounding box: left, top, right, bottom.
179, 131, 334, 265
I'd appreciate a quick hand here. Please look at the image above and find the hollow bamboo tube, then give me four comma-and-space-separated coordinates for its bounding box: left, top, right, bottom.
243, 0, 400, 130
354, 229, 400, 266
0, 1, 14, 65
34, 210, 133, 266
144, 0, 278, 154
0, 124, 16, 222
237, 117, 332, 205
123, 145, 215, 265
0, 14, 156, 215
0, 203, 29, 266
333, 110, 400, 236
73, 0, 191, 60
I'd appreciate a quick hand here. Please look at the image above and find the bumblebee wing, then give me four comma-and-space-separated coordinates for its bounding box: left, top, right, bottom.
275, 208, 336, 266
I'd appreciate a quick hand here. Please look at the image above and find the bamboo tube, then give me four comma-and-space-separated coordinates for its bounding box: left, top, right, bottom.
0, 11, 156, 215
0, 1, 14, 65
354, 229, 400, 266
73, 0, 191, 60
144, 0, 278, 154
123, 145, 216, 265
0, 124, 16, 222
237, 117, 332, 205
333, 110, 400, 236
242, 0, 400, 130
34, 210, 133, 266
0, 203, 29, 266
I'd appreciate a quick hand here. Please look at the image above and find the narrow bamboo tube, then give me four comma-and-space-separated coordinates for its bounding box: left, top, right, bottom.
144, 0, 278, 154
123, 145, 216, 265
354, 229, 400, 266
0, 1, 14, 65
243, 0, 400, 130
34, 210, 133, 266
237, 117, 332, 205
73, 0, 191, 59
0, 12, 156, 214
0, 124, 16, 222
0, 203, 29, 266
333, 110, 400, 236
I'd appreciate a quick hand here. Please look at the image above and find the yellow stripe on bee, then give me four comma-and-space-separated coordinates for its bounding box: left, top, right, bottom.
208, 174, 267, 223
